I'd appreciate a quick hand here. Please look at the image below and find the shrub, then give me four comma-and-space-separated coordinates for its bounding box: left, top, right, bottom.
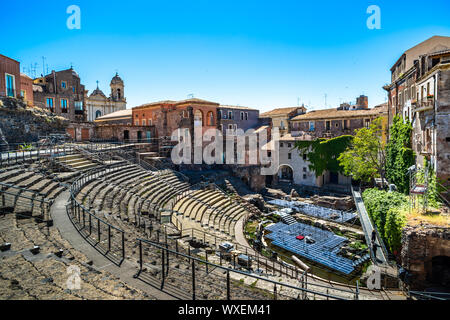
384, 207, 406, 253
362, 188, 408, 252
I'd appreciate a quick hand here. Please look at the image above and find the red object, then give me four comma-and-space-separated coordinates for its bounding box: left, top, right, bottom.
296, 235, 304, 240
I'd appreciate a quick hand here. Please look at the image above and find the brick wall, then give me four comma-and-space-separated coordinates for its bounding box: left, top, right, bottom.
0, 54, 21, 98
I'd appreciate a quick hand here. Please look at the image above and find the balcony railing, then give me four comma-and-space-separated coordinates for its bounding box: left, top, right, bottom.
413, 99, 434, 112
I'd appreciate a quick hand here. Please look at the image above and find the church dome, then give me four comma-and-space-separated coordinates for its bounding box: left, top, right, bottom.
110, 72, 123, 85
89, 85, 106, 98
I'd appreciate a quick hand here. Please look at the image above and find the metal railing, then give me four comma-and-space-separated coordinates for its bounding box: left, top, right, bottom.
69, 164, 127, 265
136, 237, 352, 300
0, 182, 53, 223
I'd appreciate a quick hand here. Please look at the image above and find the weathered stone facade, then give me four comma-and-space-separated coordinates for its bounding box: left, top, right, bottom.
0, 97, 68, 145
95, 124, 155, 142
33, 68, 86, 122
290, 103, 388, 139
401, 224, 450, 290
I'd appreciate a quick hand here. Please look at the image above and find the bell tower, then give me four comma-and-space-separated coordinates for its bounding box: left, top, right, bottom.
110, 72, 125, 101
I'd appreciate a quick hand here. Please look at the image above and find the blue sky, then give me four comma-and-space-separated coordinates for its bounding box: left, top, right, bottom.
2, 0, 449, 112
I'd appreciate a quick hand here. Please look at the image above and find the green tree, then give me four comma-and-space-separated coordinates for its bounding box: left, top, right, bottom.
338, 117, 386, 183
385, 115, 414, 193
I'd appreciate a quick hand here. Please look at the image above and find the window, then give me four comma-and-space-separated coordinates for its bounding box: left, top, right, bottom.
303, 174, 307, 179
61, 99, 68, 113
343, 119, 349, 130
5, 73, 15, 97
148, 119, 152, 126
135, 120, 139, 126
46, 98, 54, 109
303, 167, 307, 172
95, 110, 102, 119
228, 111, 233, 119
245, 112, 248, 121
268, 151, 272, 158
142, 119, 146, 126
280, 142, 284, 147
335, 122, 339, 127
218, 110, 222, 119
309, 121, 315, 131
280, 120, 285, 130
303, 154, 307, 161
72, 87, 75, 93
74, 101, 82, 110
208, 111, 214, 126
61, 81, 67, 89
287, 143, 291, 148
20, 90, 26, 99
240, 112, 244, 120
326, 121, 331, 131
365, 119, 370, 128
288, 153, 291, 160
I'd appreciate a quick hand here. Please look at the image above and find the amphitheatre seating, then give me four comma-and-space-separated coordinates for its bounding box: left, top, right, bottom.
0, 164, 78, 217
56, 154, 100, 171
0, 160, 152, 300
73, 164, 190, 233
0, 198, 149, 300
173, 188, 250, 238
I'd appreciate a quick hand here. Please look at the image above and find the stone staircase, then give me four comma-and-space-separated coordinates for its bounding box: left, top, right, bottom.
55, 154, 100, 171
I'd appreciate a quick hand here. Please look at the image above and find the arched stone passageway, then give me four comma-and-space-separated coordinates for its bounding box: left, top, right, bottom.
278, 164, 293, 181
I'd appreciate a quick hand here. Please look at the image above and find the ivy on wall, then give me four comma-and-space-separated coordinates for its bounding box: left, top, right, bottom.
294, 135, 353, 176
385, 115, 415, 193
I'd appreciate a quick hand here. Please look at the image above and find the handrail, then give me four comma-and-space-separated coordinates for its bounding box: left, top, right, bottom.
137, 237, 349, 300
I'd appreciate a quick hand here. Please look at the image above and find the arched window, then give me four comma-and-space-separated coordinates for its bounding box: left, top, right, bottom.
207, 111, 214, 126
194, 110, 203, 127
117, 88, 121, 99
95, 110, 102, 119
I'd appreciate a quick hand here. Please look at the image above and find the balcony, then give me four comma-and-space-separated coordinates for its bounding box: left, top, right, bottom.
413, 99, 434, 113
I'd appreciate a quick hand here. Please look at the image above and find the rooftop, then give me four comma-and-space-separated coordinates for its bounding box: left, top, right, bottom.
94, 109, 132, 122
291, 104, 387, 121
219, 105, 259, 111
134, 98, 220, 110
260, 106, 306, 117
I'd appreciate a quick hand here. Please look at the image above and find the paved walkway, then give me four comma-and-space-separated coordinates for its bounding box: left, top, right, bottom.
351, 186, 388, 265
50, 190, 175, 300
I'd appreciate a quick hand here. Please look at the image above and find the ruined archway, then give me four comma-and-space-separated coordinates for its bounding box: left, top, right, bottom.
427, 256, 450, 288
278, 164, 293, 182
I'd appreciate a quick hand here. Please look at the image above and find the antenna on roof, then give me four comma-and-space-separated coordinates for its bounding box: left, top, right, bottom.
70, 62, 73, 69
41, 57, 46, 76
96, 80, 99, 89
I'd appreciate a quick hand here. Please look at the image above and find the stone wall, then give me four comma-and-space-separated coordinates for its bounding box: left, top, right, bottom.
436, 68, 450, 187
0, 97, 68, 145
401, 224, 450, 290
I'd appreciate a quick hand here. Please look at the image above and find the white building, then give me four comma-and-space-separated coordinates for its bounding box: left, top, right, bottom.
85, 73, 126, 122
